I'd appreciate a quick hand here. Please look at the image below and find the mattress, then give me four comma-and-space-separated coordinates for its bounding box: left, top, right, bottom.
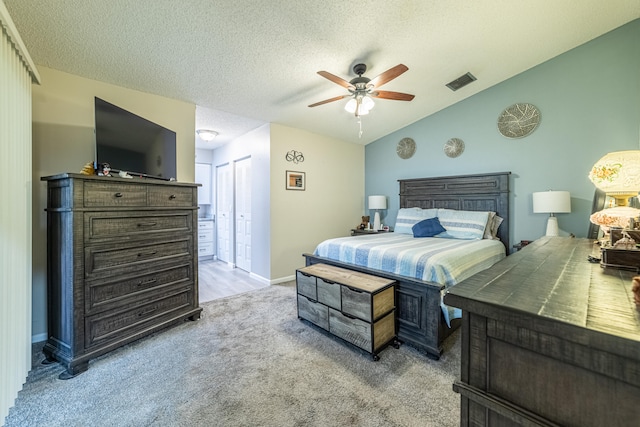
313, 233, 506, 325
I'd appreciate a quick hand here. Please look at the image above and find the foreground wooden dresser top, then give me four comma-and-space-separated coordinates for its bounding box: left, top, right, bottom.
444, 237, 640, 427
446, 237, 640, 344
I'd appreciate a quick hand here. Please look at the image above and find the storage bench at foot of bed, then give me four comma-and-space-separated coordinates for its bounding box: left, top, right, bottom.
296, 263, 399, 360
303, 253, 458, 360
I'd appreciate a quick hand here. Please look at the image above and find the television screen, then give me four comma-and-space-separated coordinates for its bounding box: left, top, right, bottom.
94, 97, 177, 180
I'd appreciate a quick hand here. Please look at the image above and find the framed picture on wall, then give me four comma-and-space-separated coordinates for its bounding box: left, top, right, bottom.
286, 170, 305, 190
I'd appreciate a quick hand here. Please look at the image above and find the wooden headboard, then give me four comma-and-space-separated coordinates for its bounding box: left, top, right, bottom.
398, 172, 511, 251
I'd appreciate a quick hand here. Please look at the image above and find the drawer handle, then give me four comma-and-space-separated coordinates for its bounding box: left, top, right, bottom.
347, 287, 364, 293
303, 295, 318, 303
299, 272, 312, 278
114, 192, 123, 198
137, 278, 157, 287
169, 194, 177, 200
137, 250, 158, 257
137, 222, 157, 227
322, 279, 336, 285
342, 312, 357, 320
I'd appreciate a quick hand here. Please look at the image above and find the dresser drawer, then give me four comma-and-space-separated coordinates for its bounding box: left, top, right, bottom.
85, 238, 192, 279
297, 295, 329, 330
85, 264, 192, 315
85, 212, 192, 243
83, 181, 148, 207
198, 229, 214, 242
198, 220, 214, 231
296, 271, 317, 300
148, 186, 194, 207
341, 286, 372, 321
198, 243, 214, 257
86, 290, 194, 349
329, 308, 372, 352
317, 278, 341, 310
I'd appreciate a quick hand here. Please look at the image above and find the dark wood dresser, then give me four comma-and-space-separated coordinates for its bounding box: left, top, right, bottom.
444, 237, 640, 427
41, 173, 202, 379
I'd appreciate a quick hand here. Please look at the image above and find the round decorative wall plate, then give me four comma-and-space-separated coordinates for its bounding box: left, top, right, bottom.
497, 103, 541, 138
444, 138, 465, 158
396, 137, 416, 159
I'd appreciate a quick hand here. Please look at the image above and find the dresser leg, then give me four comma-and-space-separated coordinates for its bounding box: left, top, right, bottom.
58, 362, 88, 380
41, 356, 57, 365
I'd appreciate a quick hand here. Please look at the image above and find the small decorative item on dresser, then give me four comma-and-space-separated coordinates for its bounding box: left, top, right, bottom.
79, 161, 95, 175
96, 162, 112, 176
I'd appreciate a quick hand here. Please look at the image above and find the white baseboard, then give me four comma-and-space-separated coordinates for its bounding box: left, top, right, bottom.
269, 274, 295, 285
247, 272, 295, 285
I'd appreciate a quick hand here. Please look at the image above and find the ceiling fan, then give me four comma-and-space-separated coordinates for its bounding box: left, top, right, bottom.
308, 63, 415, 117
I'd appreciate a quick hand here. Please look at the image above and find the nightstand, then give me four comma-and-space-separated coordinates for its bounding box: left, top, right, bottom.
351, 229, 392, 236
513, 240, 533, 252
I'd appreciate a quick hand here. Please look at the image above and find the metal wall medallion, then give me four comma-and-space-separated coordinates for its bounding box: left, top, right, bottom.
396, 137, 416, 159
444, 138, 465, 158
497, 103, 541, 138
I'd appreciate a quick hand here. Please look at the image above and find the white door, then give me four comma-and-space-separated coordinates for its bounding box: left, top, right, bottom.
216, 163, 232, 264
195, 163, 212, 205
235, 157, 251, 272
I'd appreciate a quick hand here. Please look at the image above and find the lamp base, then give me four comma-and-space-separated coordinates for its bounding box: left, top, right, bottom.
545, 216, 559, 237
373, 211, 381, 231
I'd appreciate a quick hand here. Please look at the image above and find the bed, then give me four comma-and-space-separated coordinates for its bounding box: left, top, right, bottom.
303, 172, 511, 359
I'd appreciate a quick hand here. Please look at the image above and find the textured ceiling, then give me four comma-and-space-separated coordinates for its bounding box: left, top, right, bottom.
4, 0, 640, 150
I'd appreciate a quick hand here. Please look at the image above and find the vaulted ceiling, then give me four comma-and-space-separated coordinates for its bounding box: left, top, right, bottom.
4, 1, 639, 149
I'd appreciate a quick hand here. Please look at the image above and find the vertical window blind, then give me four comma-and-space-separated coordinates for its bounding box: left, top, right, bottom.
0, 2, 40, 422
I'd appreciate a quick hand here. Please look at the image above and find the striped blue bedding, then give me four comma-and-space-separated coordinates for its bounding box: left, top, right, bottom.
313, 233, 506, 325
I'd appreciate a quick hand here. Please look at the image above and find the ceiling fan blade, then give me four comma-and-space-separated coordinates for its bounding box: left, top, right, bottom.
369, 64, 409, 88
371, 90, 415, 101
317, 71, 354, 89
308, 94, 350, 108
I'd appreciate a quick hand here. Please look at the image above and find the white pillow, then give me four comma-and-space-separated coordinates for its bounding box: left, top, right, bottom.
394, 207, 438, 234
491, 215, 504, 239
436, 209, 490, 240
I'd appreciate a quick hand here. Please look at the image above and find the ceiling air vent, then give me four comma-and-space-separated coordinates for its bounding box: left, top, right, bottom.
446, 72, 477, 91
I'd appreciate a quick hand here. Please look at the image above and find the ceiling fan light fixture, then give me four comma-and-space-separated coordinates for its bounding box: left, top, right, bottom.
196, 129, 218, 141
344, 95, 374, 115
361, 95, 375, 111
344, 98, 358, 114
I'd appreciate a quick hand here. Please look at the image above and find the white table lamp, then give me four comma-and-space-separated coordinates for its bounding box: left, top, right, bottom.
533, 191, 571, 236
368, 195, 387, 231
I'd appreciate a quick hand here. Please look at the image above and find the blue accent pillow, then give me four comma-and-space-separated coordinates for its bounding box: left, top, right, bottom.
412, 217, 446, 237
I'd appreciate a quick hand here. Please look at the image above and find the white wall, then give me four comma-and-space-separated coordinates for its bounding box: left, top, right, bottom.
270, 124, 364, 280
31, 66, 196, 341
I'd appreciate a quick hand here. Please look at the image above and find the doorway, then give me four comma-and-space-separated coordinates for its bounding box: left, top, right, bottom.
235, 157, 252, 272
216, 163, 232, 264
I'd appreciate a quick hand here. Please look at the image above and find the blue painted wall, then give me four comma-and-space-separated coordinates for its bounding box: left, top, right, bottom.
365, 19, 640, 248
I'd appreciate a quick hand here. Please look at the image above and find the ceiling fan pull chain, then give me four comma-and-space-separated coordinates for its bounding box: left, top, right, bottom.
358, 117, 363, 139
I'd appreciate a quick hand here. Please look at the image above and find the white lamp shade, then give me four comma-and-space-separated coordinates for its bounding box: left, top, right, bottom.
368, 195, 387, 210
590, 206, 640, 231
588, 150, 640, 194
532, 191, 571, 214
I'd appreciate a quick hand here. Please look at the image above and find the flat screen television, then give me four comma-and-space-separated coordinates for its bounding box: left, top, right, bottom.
94, 97, 177, 180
